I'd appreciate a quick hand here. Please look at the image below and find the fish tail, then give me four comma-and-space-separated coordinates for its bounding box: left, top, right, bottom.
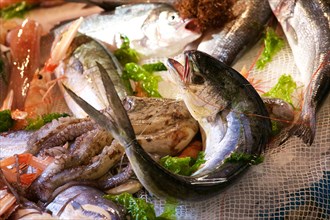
281, 107, 316, 146
62, 62, 136, 148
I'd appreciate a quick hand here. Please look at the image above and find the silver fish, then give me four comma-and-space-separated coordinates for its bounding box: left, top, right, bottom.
268, 0, 330, 145
46, 185, 125, 219
55, 34, 129, 118
78, 3, 201, 58
64, 54, 271, 201
167, 50, 271, 177
197, 0, 272, 66
66, 0, 176, 10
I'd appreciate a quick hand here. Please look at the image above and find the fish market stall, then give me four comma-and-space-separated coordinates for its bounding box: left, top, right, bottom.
0, 0, 329, 219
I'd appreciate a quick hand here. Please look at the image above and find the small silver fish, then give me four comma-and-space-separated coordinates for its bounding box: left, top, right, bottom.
78, 3, 201, 58
268, 0, 330, 145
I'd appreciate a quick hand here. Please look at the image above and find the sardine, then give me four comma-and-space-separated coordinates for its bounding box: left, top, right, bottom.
197, 0, 272, 66
55, 34, 129, 118
268, 0, 330, 145
77, 3, 201, 58
64, 56, 271, 201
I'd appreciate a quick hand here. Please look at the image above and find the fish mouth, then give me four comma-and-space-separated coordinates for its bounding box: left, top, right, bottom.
185, 18, 202, 34
167, 54, 191, 83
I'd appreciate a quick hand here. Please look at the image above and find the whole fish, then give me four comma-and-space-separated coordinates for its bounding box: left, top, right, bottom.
55, 33, 129, 118
64, 53, 271, 201
197, 0, 272, 66
268, 0, 330, 145
77, 3, 201, 58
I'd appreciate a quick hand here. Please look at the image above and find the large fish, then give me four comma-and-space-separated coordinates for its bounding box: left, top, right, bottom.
64, 52, 271, 201
197, 0, 272, 66
77, 3, 201, 58
268, 0, 330, 145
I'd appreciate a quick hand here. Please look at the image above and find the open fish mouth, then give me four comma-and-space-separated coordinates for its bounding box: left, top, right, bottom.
184, 18, 202, 34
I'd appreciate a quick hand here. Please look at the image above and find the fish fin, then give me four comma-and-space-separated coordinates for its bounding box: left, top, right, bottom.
62, 62, 136, 148
280, 109, 316, 146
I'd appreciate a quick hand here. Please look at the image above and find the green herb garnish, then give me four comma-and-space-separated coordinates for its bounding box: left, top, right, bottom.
0, 1, 35, 19
142, 62, 167, 72
224, 152, 264, 165
123, 62, 163, 97
114, 35, 140, 66
104, 193, 177, 220
0, 109, 14, 132
25, 113, 69, 130
263, 74, 297, 107
256, 27, 284, 69
160, 152, 206, 176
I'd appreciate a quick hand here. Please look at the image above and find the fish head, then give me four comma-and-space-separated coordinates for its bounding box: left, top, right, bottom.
137, 5, 202, 56
167, 50, 227, 121
268, 0, 296, 22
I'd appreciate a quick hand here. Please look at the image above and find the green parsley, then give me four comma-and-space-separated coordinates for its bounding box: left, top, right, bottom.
160, 152, 206, 176
0, 1, 35, 20
104, 193, 177, 220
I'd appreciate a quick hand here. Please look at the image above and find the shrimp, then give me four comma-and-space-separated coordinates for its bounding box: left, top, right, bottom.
22, 17, 84, 119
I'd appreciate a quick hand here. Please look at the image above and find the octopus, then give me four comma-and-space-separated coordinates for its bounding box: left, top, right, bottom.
17, 96, 199, 203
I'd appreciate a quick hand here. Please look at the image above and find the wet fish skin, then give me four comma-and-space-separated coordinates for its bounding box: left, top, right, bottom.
66, 0, 175, 10
46, 185, 125, 219
269, 0, 330, 145
168, 50, 271, 177
64, 57, 270, 201
55, 34, 129, 118
78, 3, 201, 58
198, 0, 272, 66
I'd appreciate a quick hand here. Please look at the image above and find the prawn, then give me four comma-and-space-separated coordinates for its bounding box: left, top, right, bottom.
6, 17, 84, 128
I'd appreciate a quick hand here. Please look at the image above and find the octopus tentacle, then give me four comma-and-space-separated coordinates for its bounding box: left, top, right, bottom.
27, 117, 96, 155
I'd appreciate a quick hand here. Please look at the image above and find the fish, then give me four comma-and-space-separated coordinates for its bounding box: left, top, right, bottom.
46, 185, 125, 219
64, 54, 271, 201
66, 0, 176, 10
197, 0, 272, 66
167, 50, 271, 176
55, 33, 129, 118
0, 131, 34, 159
268, 0, 330, 145
77, 3, 201, 58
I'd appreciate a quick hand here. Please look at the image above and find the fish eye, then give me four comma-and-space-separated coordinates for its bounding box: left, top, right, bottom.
37, 74, 43, 80
167, 12, 179, 24
191, 74, 205, 84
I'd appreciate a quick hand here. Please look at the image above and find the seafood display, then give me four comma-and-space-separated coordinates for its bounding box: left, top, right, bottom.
1, 0, 330, 219
268, 0, 330, 145
63, 52, 270, 200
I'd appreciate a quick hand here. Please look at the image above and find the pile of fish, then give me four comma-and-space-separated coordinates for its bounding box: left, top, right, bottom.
0, 0, 329, 219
